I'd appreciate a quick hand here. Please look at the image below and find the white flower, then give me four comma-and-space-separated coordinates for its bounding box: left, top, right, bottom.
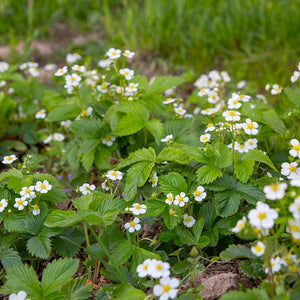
102, 136, 116, 147
20, 186, 36, 200
174, 106, 186, 116
165, 193, 173, 205
251, 241, 265, 257
161, 134, 173, 143
232, 216, 247, 233
164, 87, 175, 96
54, 66, 68, 76
208, 70, 221, 82
153, 277, 179, 300
2, 154, 18, 164
53, 133, 65, 142
197, 88, 210, 97
124, 217, 141, 233
289, 196, 300, 219
35, 180, 52, 193
79, 183, 96, 195
43, 135, 52, 144
245, 138, 258, 150
221, 71, 231, 82
136, 258, 152, 278
222, 110, 241, 122
125, 83, 138, 94
60, 120, 72, 128
120, 68, 134, 80
291, 71, 300, 83
287, 219, 300, 240
65, 73, 81, 87
96, 82, 110, 93
28, 67, 39, 77
80, 107, 93, 118
248, 202, 278, 229
150, 172, 158, 187
101, 180, 110, 191
32, 204, 40, 216
194, 186, 206, 202
0, 199, 8, 212
9, 291, 30, 300
263, 182, 287, 200
237, 80, 246, 89
242, 119, 259, 135
174, 192, 189, 207
207, 91, 219, 104
201, 107, 216, 115
236, 142, 250, 153
290, 171, 300, 187
265, 257, 286, 274
183, 214, 195, 228
106, 170, 123, 181
98, 59, 113, 68
270, 84, 282, 95
281, 162, 298, 177
238, 93, 251, 102
228, 97, 242, 109
72, 64, 86, 72
106, 48, 121, 59
200, 133, 210, 143
148, 260, 170, 279
163, 98, 176, 104
66, 53, 82, 64
35, 109, 46, 119
129, 203, 147, 215
44, 63, 56, 71
0, 61, 9, 72
0, 80, 6, 87
123, 50, 135, 58
14, 198, 28, 210
289, 139, 300, 158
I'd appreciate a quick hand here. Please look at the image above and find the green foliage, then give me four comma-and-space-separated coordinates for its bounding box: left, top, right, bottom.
220, 245, 256, 261
0, 247, 22, 270
159, 172, 187, 195
60, 277, 93, 300
146, 76, 184, 95
47, 104, 81, 121
240, 259, 266, 280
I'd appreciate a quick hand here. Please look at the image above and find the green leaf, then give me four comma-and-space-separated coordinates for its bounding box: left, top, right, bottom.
4, 215, 27, 233
0, 248, 22, 270
234, 157, 255, 183
207, 174, 236, 191
0, 264, 41, 299
197, 235, 210, 248
241, 149, 277, 171
235, 182, 264, 205
214, 142, 232, 168
124, 161, 155, 201
216, 215, 242, 235
47, 104, 81, 121
111, 283, 146, 300
60, 277, 93, 300
131, 75, 148, 90
240, 259, 266, 280
146, 76, 184, 95
94, 146, 111, 170
259, 109, 286, 134
199, 200, 217, 230
26, 234, 52, 259
220, 291, 259, 300
41, 258, 79, 297
53, 227, 85, 257
175, 227, 197, 245
70, 119, 103, 138
101, 209, 119, 226
170, 143, 206, 163
145, 119, 163, 144
159, 172, 187, 195
118, 147, 156, 169
45, 210, 83, 227
110, 240, 133, 266
196, 165, 223, 184
157, 147, 192, 164
204, 226, 219, 247
145, 199, 167, 216
162, 207, 181, 230
193, 218, 204, 242
220, 245, 256, 261
284, 87, 300, 109
41, 188, 67, 203
215, 190, 241, 217
164, 118, 193, 136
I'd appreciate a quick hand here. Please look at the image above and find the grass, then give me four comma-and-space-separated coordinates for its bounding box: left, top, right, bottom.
1, 0, 300, 85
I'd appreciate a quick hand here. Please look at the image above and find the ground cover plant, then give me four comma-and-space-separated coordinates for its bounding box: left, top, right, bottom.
0, 47, 300, 300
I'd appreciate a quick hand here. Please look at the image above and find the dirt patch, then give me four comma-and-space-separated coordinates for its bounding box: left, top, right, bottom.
181, 261, 260, 300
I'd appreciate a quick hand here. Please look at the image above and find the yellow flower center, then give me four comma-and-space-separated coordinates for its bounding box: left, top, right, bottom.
275, 88, 280, 92
25, 188, 31, 194
272, 184, 279, 191
40, 184, 46, 189
71, 77, 75, 81
258, 212, 266, 220
211, 94, 216, 99
59, 70, 63, 73
178, 196, 183, 202
291, 225, 299, 232
249, 141, 253, 145
207, 123, 213, 127
111, 171, 117, 176
7, 156, 12, 161
17, 200, 23, 205
255, 245, 263, 252
202, 136, 209, 141
34, 205, 39, 210
156, 264, 162, 270
229, 111, 236, 116
240, 94, 244, 99
105, 136, 112, 141
167, 196, 172, 201
293, 145, 300, 151
163, 285, 171, 293
205, 108, 210, 112
247, 123, 254, 129
194, 190, 201, 197
186, 216, 191, 222
240, 144, 244, 149
124, 71, 129, 75
112, 52, 116, 56
77, 66, 81, 70
233, 100, 239, 105
143, 264, 148, 270
238, 222, 243, 228
0, 203, 2, 207
152, 178, 157, 183
178, 109, 182, 113
102, 84, 106, 89
290, 166, 296, 172
169, 209, 175, 215
135, 204, 141, 209
151, 193, 156, 198
130, 221, 136, 227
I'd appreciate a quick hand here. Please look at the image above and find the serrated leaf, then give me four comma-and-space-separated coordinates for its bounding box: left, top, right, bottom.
171, 143, 206, 163
284, 87, 300, 109
60, 278, 93, 300
241, 149, 277, 171
198, 235, 211, 248
234, 157, 255, 183
199, 200, 217, 230
259, 109, 286, 134
47, 104, 81, 121
220, 244, 256, 261
0, 264, 41, 299
70, 119, 103, 138
4, 215, 27, 233
193, 218, 204, 242
118, 147, 156, 169
0, 248, 22, 270
156, 147, 192, 164
41, 188, 67, 203
159, 172, 187, 195
162, 207, 182, 230
216, 215, 242, 235
145, 119, 163, 144
144, 199, 167, 216
124, 161, 155, 201
207, 174, 236, 191
26, 234, 51, 259
204, 226, 219, 247
146, 76, 184, 95
236, 182, 264, 205
94, 146, 111, 170
175, 227, 197, 245
214, 142, 232, 168
41, 258, 79, 297
111, 283, 146, 300
240, 259, 266, 279
131, 75, 148, 90
220, 291, 258, 300
164, 118, 193, 136
111, 240, 132, 266
45, 210, 83, 227
196, 165, 223, 184
216, 190, 241, 217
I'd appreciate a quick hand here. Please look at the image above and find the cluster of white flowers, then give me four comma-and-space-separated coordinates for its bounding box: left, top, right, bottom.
265, 83, 282, 95
136, 259, 179, 299
35, 109, 46, 119
43, 132, 65, 144
19, 61, 40, 77
9, 291, 30, 300
105, 170, 123, 181
161, 134, 173, 143
101, 136, 116, 147
79, 183, 96, 195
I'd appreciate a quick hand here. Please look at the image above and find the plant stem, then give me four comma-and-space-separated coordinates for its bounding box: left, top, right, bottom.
83, 222, 91, 279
